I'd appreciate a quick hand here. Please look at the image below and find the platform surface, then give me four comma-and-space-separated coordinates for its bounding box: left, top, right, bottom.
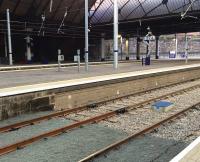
170, 137, 200, 162
0, 60, 200, 90
0, 61, 200, 97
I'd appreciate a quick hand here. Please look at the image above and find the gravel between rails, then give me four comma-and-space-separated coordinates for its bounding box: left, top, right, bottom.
1, 79, 200, 125
0, 124, 127, 162
91, 102, 200, 162
99, 87, 200, 134
64, 79, 200, 122
0, 79, 200, 161
92, 135, 189, 162
0, 111, 53, 127
0, 118, 74, 147
0, 80, 200, 150
151, 106, 200, 143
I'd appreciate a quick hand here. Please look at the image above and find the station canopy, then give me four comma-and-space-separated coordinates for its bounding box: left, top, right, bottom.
0, 0, 200, 37
90, 0, 200, 24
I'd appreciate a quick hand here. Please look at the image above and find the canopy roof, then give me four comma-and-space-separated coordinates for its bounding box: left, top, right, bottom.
90, 0, 200, 24
0, 0, 96, 23
0, 0, 199, 38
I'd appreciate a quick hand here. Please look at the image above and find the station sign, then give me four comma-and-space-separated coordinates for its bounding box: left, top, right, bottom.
58, 55, 64, 61
74, 55, 80, 62
144, 36, 156, 41
169, 51, 176, 58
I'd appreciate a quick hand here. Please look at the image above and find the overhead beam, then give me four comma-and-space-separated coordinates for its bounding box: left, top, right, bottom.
109, 0, 131, 22
71, 0, 96, 24
189, 0, 194, 11
50, 0, 63, 20
12, 0, 22, 14
142, 3, 162, 17
89, 0, 105, 22
137, 0, 147, 15
165, 4, 171, 14
95, 2, 113, 23
125, 0, 145, 20
38, 0, 51, 16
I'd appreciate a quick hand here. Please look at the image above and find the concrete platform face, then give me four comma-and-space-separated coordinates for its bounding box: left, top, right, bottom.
171, 137, 200, 162
0, 60, 200, 89
1, 60, 200, 120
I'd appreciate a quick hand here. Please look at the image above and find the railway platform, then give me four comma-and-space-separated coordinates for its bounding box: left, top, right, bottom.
171, 136, 200, 162
0, 60, 200, 89
1, 61, 200, 120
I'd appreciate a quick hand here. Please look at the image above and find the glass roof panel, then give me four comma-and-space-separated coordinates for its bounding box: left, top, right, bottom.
89, 0, 200, 24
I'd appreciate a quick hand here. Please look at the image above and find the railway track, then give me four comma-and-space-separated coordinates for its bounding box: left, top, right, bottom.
1, 80, 200, 133
78, 103, 200, 162
0, 80, 200, 156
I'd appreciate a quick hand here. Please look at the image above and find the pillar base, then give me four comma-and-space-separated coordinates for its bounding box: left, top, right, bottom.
136, 56, 140, 60
27, 60, 32, 64
101, 58, 105, 61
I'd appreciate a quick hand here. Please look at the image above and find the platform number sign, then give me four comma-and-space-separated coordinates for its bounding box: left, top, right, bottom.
144, 36, 156, 41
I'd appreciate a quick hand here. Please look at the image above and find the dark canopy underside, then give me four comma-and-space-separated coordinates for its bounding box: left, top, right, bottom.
0, 0, 200, 38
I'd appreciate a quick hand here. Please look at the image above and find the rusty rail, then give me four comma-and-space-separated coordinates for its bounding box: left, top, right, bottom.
0, 84, 199, 156
0, 83, 199, 133
0, 107, 87, 133
78, 102, 200, 162
0, 111, 116, 156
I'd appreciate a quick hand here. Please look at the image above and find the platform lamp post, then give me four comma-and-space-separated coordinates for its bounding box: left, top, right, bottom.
85, 0, 89, 71
125, 37, 130, 60
113, 0, 119, 69
175, 34, 178, 58
101, 33, 105, 61
155, 36, 160, 59
25, 35, 32, 63
6, 9, 13, 65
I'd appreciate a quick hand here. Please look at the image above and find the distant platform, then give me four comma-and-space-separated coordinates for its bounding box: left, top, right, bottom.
0, 61, 128, 71
170, 136, 200, 162
1, 61, 200, 120
0, 60, 200, 90
0, 59, 200, 72
0, 62, 200, 97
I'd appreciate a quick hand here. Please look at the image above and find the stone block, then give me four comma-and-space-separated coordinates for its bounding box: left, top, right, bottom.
29, 95, 55, 112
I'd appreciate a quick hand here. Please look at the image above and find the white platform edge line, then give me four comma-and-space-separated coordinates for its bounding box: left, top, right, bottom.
0, 61, 121, 70
170, 136, 200, 162
0, 64, 200, 97
0, 60, 196, 71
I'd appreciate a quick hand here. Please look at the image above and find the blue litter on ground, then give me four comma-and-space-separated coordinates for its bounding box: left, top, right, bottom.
152, 101, 174, 112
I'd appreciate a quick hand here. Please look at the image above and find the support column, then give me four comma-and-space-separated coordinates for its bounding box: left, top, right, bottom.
6, 9, 13, 65
125, 37, 129, 60
113, 0, 118, 69
185, 33, 188, 64
175, 34, 178, 58
146, 40, 149, 57
4, 33, 8, 58
101, 33, 105, 61
85, 0, 89, 71
120, 35, 123, 61
136, 37, 140, 60
155, 36, 159, 59
25, 35, 32, 63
